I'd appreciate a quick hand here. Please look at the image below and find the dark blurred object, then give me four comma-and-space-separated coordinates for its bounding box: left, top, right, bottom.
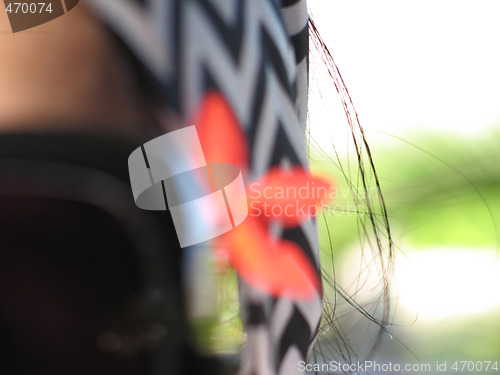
0, 132, 227, 375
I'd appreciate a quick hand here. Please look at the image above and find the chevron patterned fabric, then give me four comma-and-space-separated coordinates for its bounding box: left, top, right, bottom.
85, 0, 321, 374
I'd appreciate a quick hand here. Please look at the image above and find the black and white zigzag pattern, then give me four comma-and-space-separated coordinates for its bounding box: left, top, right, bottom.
85, 1, 321, 374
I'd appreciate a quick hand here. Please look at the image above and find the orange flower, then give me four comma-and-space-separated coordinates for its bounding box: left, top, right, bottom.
195, 90, 334, 299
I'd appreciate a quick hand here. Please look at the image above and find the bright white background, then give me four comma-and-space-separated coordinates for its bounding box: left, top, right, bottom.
308, 0, 500, 149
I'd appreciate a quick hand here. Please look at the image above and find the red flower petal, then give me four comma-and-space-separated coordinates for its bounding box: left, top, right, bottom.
194, 91, 248, 170
248, 167, 334, 226
218, 217, 320, 298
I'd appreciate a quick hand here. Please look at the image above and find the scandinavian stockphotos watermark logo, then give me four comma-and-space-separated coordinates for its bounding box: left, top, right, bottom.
128, 125, 248, 248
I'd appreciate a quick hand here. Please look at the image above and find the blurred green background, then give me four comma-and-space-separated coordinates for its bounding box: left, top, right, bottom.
310, 128, 500, 372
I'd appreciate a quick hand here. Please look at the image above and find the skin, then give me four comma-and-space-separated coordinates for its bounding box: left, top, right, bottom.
0, 4, 150, 139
